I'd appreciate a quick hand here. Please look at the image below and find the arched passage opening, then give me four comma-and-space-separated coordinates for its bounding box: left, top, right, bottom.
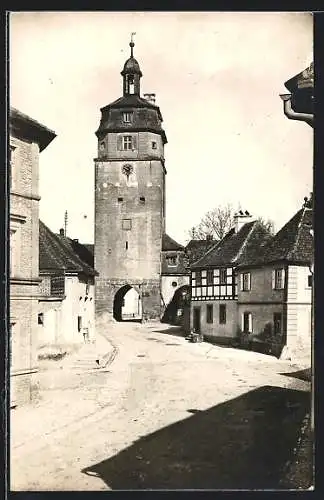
113, 285, 142, 322
162, 285, 190, 326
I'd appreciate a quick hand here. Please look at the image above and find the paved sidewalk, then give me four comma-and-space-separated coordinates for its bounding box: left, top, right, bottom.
11, 332, 117, 450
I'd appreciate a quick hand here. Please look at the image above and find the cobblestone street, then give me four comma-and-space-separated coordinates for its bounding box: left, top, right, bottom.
11, 323, 312, 490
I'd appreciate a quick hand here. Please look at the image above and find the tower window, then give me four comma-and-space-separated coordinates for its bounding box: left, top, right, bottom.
139, 196, 145, 204
118, 197, 123, 202
123, 136, 133, 151
152, 141, 157, 149
122, 219, 132, 230
123, 112, 133, 123
125, 241, 128, 250
127, 75, 135, 94
99, 142, 105, 151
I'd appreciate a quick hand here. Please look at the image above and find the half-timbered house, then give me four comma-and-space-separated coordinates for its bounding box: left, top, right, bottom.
190, 211, 271, 343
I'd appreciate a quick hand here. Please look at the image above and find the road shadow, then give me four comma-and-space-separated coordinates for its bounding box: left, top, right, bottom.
152, 326, 186, 339
279, 368, 311, 382
82, 385, 311, 490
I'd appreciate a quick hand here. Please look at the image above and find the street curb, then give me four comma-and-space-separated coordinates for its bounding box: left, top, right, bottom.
94, 334, 119, 370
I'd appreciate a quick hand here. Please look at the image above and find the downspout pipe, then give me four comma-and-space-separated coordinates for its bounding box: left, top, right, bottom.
280, 94, 313, 126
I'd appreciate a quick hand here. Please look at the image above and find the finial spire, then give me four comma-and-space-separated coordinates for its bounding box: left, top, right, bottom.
130, 32, 136, 57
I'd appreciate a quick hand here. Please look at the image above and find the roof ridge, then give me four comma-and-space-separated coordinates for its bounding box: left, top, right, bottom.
233, 221, 257, 263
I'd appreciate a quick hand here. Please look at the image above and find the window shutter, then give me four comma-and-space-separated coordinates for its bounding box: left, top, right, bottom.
248, 313, 252, 333
117, 135, 122, 151
272, 270, 276, 289
247, 273, 251, 290
240, 273, 244, 291
132, 135, 137, 150
281, 269, 286, 289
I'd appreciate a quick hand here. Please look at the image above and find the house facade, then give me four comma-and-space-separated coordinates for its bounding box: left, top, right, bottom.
237, 198, 313, 362
38, 222, 97, 347
9, 108, 56, 407
190, 212, 271, 343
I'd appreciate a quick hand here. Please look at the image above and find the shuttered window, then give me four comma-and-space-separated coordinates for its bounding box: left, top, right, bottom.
206, 305, 213, 324
241, 272, 251, 291
220, 269, 227, 285
122, 136, 133, 150
219, 304, 226, 324
242, 312, 252, 333
207, 269, 213, 285
272, 268, 285, 289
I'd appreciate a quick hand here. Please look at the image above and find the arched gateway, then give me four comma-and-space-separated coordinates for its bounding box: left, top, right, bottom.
113, 285, 142, 322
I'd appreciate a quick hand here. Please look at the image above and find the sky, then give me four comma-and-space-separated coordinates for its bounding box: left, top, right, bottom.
9, 11, 313, 245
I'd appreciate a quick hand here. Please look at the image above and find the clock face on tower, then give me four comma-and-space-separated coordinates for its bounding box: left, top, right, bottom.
122, 164, 133, 177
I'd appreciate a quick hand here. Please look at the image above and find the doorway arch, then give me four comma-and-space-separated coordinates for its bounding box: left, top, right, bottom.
113, 285, 142, 322
161, 284, 190, 325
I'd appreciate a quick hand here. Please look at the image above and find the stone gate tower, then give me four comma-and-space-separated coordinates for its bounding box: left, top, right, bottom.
94, 39, 167, 324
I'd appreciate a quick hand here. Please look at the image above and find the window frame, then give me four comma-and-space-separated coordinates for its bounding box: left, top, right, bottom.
273, 312, 282, 336
220, 268, 227, 285
122, 135, 133, 151
207, 269, 213, 286
241, 272, 251, 291
273, 268, 285, 290
242, 312, 253, 334
195, 270, 202, 286
123, 112, 133, 123
219, 304, 226, 324
206, 304, 213, 324
166, 255, 177, 267
122, 219, 132, 231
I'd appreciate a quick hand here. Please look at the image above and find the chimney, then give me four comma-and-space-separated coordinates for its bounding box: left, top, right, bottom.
59, 228, 64, 236
233, 210, 254, 233
143, 93, 156, 104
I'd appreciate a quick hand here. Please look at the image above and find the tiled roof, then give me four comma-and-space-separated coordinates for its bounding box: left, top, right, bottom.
10, 107, 56, 152
191, 221, 271, 269
162, 233, 184, 251
39, 221, 97, 276
83, 243, 94, 256
56, 237, 95, 270
237, 205, 313, 267
185, 239, 218, 265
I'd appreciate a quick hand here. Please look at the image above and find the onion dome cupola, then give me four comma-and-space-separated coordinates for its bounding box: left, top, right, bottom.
95, 35, 167, 145
121, 36, 142, 96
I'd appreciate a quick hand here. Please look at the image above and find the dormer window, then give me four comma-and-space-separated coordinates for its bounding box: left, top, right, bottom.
166, 255, 177, 266
123, 112, 133, 123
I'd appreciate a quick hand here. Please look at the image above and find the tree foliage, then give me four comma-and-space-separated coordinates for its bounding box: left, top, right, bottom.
188, 204, 234, 240
188, 204, 274, 241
